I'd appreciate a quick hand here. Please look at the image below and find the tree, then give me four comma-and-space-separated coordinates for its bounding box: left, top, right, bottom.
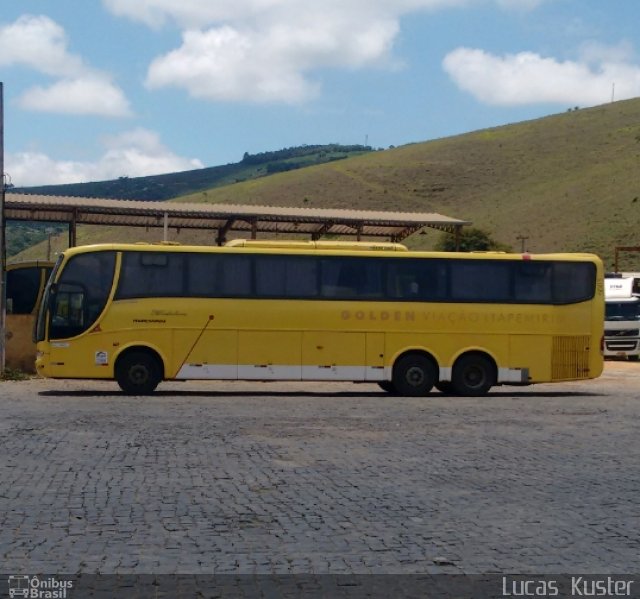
435, 227, 512, 252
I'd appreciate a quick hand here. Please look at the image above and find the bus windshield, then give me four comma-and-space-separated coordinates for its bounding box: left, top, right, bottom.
39, 251, 116, 340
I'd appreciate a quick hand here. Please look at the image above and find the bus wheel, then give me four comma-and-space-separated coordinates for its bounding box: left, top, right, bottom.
435, 381, 455, 395
452, 354, 494, 396
392, 354, 436, 396
378, 381, 397, 394
116, 351, 162, 395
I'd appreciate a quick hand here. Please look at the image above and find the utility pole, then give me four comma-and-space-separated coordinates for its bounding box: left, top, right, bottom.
46, 227, 55, 261
0, 82, 6, 375
516, 234, 529, 253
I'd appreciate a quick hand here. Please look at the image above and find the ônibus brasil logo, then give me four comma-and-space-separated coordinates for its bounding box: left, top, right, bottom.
7, 576, 73, 598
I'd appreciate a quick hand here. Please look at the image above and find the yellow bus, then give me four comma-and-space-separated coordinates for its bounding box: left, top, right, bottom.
34, 241, 604, 396
6, 261, 54, 372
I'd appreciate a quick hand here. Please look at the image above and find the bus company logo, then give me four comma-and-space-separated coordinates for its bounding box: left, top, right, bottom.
7, 576, 73, 598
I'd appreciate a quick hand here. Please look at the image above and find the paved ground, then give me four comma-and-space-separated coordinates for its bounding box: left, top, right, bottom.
0, 362, 639, 575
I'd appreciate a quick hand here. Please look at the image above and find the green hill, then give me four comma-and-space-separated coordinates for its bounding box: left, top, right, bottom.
175, 99, 640, 269
11, 99, 640, 270
12, 144, 373, 201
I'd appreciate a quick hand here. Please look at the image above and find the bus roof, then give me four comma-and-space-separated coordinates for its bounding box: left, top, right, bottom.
54, 241, 603, 264
224, 239, 409, 251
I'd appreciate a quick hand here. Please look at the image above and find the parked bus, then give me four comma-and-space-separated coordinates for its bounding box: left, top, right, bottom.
6, 261, 54, 371
34, 241, 604, 395
604, 276, 640, 360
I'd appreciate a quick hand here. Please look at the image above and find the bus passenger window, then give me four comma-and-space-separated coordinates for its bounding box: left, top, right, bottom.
219, 256, 251, 296
118, 252, 184, 298
320, 258, 382, 299
386, 259, 445, 301
514, 262, 552, 303
451, 261, 510, 302
187, 254, 220, 297
552, 262, 595, 304
255, 256, 317, 298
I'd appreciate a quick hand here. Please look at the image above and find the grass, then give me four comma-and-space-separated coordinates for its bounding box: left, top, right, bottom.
0, 367, 30, 381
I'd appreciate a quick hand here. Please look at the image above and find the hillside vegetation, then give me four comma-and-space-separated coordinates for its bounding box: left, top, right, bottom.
11, 99, 640, 270
13, 144, 373, 201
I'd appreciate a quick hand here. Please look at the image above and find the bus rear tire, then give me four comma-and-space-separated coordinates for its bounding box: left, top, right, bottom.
116, 351, 162, 395
452, 354, 494, 396
392, 354, 436, 396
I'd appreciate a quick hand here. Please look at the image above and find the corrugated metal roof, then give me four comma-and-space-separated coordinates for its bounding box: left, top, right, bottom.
5, 192, 471, 242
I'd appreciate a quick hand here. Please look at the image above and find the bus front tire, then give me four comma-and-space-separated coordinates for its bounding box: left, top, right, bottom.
451, 354, 494, 396
392, 354, 436, 396
116, 351, 162, 395
378, 381, 397, 394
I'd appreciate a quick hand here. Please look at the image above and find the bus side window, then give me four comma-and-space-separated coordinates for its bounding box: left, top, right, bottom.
450, 261, 510, 302
320, 258, 382, 299
514, 262, 552, 303
187, 254, 220, 297
118, 252, 184, 298
220, 255, 251, 296
552, 262, 596, 303
320, 259, 351, 298
386, 259, 445, 301
254, 256, 318, 298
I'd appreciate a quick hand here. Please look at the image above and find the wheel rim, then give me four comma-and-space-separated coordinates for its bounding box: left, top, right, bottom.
463, 365, 486, 389
406, 366, 426, 387
130, 365, 150, 385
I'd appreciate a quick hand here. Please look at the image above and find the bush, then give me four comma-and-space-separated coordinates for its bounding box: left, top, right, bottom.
435, 227, 512, 252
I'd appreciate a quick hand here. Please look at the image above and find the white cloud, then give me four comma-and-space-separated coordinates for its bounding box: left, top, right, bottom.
0, 14, 131, 117
0, 14, 85, 77
6, 128, 204, 187
104, 0, 530, 104
145, 16, 400, 103
146, 26, 317, 104
102, 0, 479, 29
18, 76, 132, 117
442, 46, 640, 106
101, 0, 284, 29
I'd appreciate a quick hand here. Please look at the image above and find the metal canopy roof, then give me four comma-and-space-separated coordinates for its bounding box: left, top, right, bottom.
5, 192, 471, 244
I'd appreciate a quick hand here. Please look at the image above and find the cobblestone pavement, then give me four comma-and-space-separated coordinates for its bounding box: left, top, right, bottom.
1, 362, 639, 575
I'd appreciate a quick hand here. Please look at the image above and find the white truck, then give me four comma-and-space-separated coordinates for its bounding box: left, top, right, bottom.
604, 275, 640, 360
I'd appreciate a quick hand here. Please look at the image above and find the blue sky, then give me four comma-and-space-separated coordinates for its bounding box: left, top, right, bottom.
1, 0, 639, 187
